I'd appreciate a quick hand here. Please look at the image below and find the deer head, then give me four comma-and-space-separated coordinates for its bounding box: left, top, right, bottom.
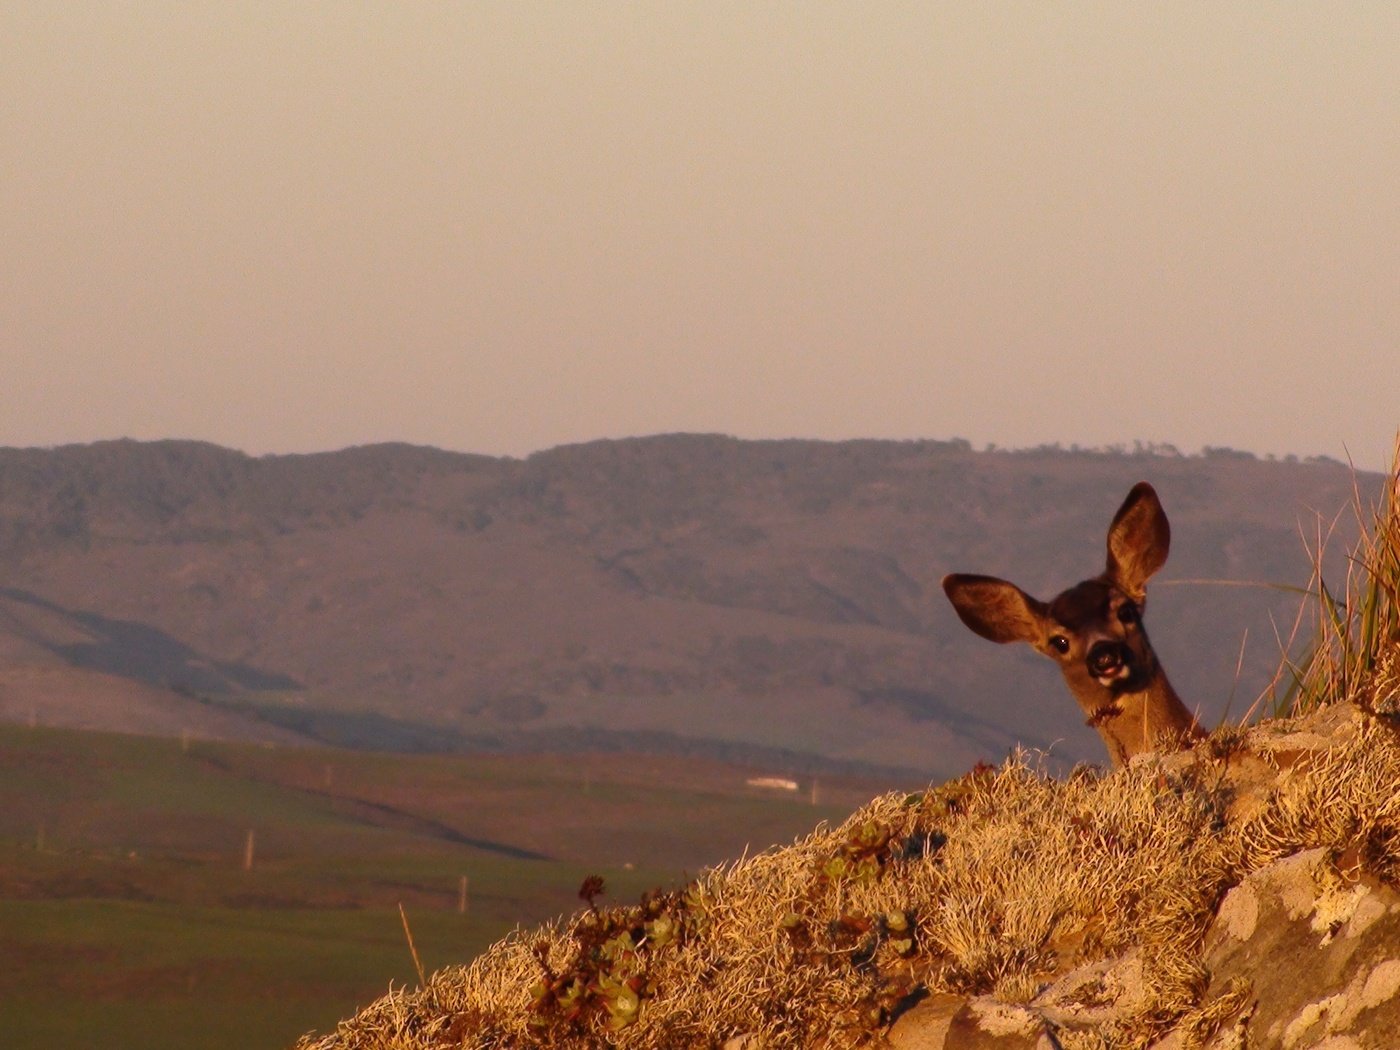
942, 482, 1203, 766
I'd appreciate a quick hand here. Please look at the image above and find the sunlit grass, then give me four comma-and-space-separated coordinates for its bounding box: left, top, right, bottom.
1271, 433, 1400, 717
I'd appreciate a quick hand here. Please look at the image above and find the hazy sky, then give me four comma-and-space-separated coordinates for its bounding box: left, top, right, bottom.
3, 4, 1397, 468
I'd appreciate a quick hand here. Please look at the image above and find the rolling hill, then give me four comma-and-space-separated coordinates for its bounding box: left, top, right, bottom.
0, 435, 1380, 777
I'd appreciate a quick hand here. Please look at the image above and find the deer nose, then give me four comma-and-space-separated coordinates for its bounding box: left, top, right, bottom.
1087, 640, 1128, 678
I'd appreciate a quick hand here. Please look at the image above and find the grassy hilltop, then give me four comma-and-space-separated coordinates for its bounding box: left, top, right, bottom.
297, 463, 1400, 1049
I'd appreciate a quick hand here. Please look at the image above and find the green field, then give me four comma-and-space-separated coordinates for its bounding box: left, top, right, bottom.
0, 723, 892, 1049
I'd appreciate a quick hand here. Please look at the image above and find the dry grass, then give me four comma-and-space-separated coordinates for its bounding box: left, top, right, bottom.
297, 447, 1400, 1050
1270, 433, 1400, 718
296, 709, 1400, 1050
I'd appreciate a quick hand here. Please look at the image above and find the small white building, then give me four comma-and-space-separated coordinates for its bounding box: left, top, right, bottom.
745, 776, 799, 792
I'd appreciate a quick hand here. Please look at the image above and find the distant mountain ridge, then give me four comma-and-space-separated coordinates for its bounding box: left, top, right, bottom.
0, 436, 1380, 778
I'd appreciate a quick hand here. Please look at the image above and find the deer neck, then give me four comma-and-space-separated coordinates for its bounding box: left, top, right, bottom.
1082, 669, 1202, 767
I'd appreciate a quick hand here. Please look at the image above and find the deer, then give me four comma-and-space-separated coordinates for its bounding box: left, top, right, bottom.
942, 482, 1204, 767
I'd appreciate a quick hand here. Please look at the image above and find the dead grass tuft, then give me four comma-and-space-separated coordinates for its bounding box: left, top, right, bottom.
1278, 434, 1400, 718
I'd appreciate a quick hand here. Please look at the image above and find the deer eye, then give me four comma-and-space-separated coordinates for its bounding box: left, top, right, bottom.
1117, 603, 1139, 625
1049, 635, 1071, 655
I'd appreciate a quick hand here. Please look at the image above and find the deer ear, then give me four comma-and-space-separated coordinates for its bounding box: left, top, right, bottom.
942, 574, 1048, 645
1105, 482, 1170, 599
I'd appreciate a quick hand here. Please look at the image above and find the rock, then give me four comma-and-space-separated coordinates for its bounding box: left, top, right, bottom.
1184, 848, 1400, 1049
1034, 948, 1150, 1028
884, 993, 1052, 1049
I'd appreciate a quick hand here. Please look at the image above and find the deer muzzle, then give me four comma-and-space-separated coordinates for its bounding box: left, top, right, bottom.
1087, 639, 1132, 685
